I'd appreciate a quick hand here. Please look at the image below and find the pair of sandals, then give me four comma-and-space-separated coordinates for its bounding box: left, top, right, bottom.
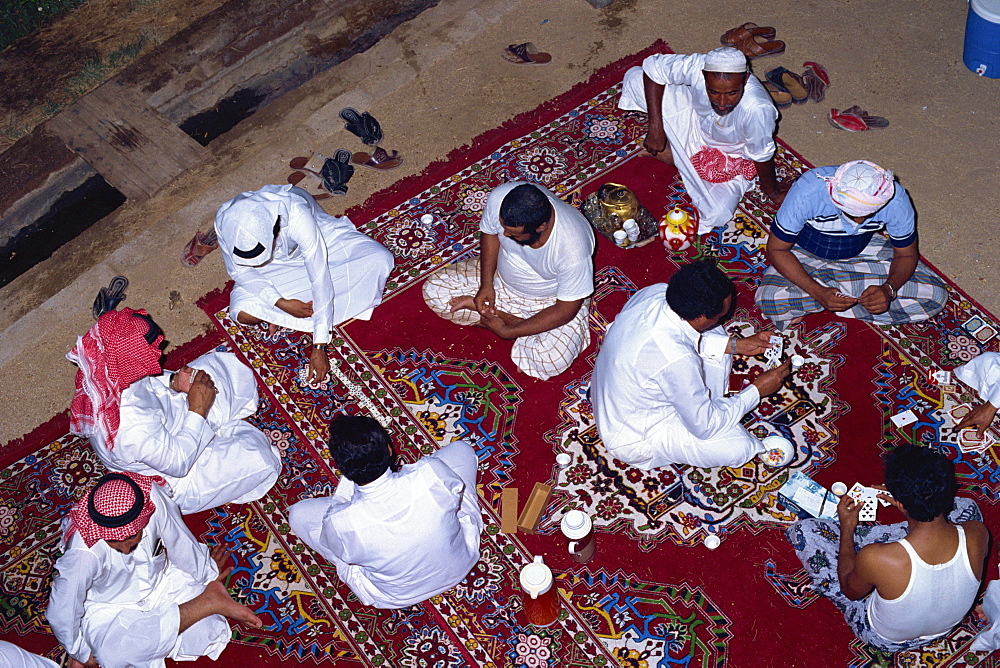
828, 106, 890, 132
764, 63, 830, 108
287, 108, 403, 199
720, 22, 785, 59
92, 276, 129, 319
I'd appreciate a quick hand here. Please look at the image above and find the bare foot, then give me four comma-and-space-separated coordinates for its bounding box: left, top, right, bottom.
788, 316, 804, 326
267, 322, 279, 336
643, 147, 674, 166
204, 581, 264, 628
448, 295, 476, 314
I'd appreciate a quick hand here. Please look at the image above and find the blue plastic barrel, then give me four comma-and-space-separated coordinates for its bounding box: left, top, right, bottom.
964, 0, 1000, 77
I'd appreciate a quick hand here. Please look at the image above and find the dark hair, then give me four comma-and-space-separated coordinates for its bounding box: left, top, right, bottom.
329, 414, 393, 485
499, 184, 553, 233
665, 260, 735, 321
883, 444, 956, 522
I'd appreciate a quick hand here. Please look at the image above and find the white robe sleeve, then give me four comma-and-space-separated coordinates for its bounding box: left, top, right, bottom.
118, 394, 216, 478
954, 353, 1000, 408
47, 549, 100, 663
651, 350, 760, 441
153, 485, 219, 584
287, 197, 335, 344
734, 103, 777, 162
641, 53, 704, 87
219, 245, 284, 311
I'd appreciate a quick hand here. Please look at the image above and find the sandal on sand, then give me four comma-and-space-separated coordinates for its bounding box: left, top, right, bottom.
828, 108, 868, 132
289, 152, 328, 175
320, 149, 355, 196
182, 229, 219, 267
92, 275, 129, 319
502, 42, 552, 65
802, 71, 827, 102
766, 67, 808, 104
803, 61, 830, 86
352, 146, 403, 170
339, 108, 383, 146
288, 171, 332, 200
720, 22, 776, 46
763, 81, 792, 108
842, 105, 890, 128
730, 32, 785, 59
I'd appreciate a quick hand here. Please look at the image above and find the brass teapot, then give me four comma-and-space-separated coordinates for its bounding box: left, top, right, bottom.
596, 183, 640, 223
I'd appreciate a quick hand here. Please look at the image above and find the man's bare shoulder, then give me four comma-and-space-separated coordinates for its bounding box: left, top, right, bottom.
857, 540, 908, 569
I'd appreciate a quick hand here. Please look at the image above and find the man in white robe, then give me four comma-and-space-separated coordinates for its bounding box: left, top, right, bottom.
590, 260, 789, 469
618, 47, 788, 233
47, 472, 262, 668
954, 353, 1000, 436
0, 641, 59, 668
67, 308, 281, 514
288, 415, 483, 609
422, 182, 595, 380
215, 184, 394, 381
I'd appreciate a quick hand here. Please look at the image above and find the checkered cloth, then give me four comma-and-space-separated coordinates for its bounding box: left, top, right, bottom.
66, 308, 164, 449
755, 234, 948, 330
65, 472, 158, 548
785, 497, 982, 652
422, 257, 591, 380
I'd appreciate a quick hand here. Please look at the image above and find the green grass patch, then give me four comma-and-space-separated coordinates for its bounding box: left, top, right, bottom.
63, 32, 151, 97
0, 0, 88, 52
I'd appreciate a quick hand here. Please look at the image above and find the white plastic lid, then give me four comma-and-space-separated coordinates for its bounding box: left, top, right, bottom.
420, 213, 434, 225
519, 555, 552, 598
971, 0, 1000, 24
560, 510, 592, 539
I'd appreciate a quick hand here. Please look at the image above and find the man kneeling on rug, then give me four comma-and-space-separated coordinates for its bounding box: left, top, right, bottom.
47, 472, 263, 668
288, 415, 483, 609
215, 184, 395, 382
590, 260, 790, 469
67, 308, 281, 514
422, 181, 595, 380
756, 160, 948, 330
786, 444, 989, 652
618, 46, 789, 234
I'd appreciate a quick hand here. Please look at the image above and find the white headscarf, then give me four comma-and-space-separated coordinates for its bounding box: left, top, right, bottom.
215, 190, 289, 266
702, 47, 748, 73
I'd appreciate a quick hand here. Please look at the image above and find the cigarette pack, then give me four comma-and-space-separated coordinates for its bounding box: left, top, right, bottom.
778, 471, 838, 521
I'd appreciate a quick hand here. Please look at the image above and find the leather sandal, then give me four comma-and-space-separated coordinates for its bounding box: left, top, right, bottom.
288, 171, 332, 200
92, 275, 129, 319
803, 61, 830, 86
730, 31, 785, 59
842, 105, 889, 129
351, 146, 403, 170
502, 42, 552, 65
289, 152, 328, 175
802, 71, 827, 103
766, 67, 808, 104
720, 23, 777, 46
763, 81, 792, 109
828, 108, 868, 132
339, 108, 383, 146
320, 149, 355, 196
182, 230, 219, 267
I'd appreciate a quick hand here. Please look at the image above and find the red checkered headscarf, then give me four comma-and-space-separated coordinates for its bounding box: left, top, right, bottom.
66, 308, 164, 449
690, 146, 758, 184
64, 472, 157, 548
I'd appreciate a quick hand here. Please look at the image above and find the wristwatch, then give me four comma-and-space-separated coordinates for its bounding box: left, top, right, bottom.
882, 283, 897, 302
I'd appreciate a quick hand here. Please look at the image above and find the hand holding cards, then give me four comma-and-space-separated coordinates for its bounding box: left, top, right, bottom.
847, 482, 893, 522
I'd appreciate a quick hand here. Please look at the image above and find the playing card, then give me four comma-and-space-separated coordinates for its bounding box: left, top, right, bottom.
847, 482, 866, 502
958, 429, 996, 454
859, 497, 877, 522
932, 370, 952, 385
889, 409, 918, 428
764, 335, 784, 369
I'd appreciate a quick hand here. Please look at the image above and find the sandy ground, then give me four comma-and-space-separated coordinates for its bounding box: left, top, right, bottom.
1, 0, 998, 443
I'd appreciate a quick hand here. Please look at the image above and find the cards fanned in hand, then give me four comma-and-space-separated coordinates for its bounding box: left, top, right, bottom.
763, 335, 784, 370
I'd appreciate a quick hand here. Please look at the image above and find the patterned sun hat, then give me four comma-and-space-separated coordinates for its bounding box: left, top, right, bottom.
823, 160, 895, 217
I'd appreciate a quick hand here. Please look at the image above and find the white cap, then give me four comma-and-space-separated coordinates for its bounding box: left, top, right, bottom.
555, 452, 572, 468
704, 534, 721, 550
703, 47, 748, 73
519, 555, 552, 598
420, 213, 434, 225
560, 510, 592, 540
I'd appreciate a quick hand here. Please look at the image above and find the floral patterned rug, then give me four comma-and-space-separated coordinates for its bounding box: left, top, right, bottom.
2, 41, 1000, 667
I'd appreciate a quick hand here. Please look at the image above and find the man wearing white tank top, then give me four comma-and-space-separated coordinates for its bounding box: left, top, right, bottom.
787, 444, 989, 651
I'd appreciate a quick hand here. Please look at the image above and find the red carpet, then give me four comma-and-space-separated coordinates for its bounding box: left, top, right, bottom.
2, 41, 999, 667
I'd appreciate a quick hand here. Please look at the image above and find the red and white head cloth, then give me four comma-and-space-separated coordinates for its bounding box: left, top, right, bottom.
822, 160, 896, 218
66, 308, 164, 449
64, 472, 158, 548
